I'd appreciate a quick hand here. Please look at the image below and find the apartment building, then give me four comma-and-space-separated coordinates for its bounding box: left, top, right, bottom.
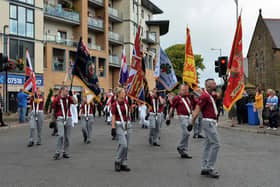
0, 0, 44, 112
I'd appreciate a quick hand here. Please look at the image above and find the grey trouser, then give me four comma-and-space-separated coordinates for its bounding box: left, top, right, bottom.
56, 118, 72, 154
201, 120, 220, 170
177, 116, 191, 154
194, 114, 202, 136
29, 111, 43, 144
148, 113, 163, 144
115, 124, 131, 165
81, 116, 94, 141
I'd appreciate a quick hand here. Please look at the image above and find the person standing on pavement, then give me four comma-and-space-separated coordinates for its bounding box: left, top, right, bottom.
266, 89, 278, 130
147, 88, 165, 147
166, 85, 196, 159
27, 88, 44, 147
49, 88, 60, 136
111, 87, 131, 172
79, 95, 94, 144
0, 86, 7, 127
254, 88, 264, 128
191, 79, 220, 179
52, 86, 77, 160
17, 88, 28, 123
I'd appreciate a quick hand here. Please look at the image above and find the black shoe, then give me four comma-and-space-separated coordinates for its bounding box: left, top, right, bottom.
181, 154, 192, 159
198, 134, 204, 139
120, 165, 131, 172
63, 153, 70, 159
208, 170, 220, 178
153, 143, 160, 147
86, 140, 91, 144
27, 142, 34, 147
201, 169, 210, 175
177, 147, 185, 155
36, 142, 41, 146
53, 153, 60, 160
193, 135, 198, 139
1, 123, 7, 127
115, 162, 121, 172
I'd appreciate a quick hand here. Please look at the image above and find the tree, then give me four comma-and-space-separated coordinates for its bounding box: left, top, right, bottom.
165, 44, 205, 83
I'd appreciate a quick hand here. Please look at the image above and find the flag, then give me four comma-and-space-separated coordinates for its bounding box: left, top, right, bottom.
126, 26, 145, 103
154, 47, 178, 91
223, 16, 245, 111
183, 27, 198, 89
118, 47, 129, 85
72, 37, 101, 99
23, 49, 36, 94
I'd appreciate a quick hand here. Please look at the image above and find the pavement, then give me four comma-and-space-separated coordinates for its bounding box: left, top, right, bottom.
0, 116, 280, 187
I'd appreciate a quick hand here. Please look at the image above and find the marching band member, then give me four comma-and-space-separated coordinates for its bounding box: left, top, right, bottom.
191, 79, 220, 178
166, 85, 196, 158
111, 87, 131, 172
52, 86, 77, 160
79, 95, 94, 144
27, 88, 44, 147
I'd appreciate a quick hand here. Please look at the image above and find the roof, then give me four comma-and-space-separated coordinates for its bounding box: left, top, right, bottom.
141, 0, 163, 14
264, 19, 280, 48
146, 20, 169, 35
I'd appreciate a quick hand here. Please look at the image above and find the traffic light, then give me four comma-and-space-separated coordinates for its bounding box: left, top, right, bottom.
215, 60, 221, 77
0, 53, 10, 72
218, 56, 228, 76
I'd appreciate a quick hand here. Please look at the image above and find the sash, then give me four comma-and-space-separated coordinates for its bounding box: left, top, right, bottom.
152, 97, 159, 120
60, 98, 69, 125
116, 101, 128, 131
180, 96, 191, 115
205, 90, 218, 116
33, 100, 39, 121
84, 104, 91, 121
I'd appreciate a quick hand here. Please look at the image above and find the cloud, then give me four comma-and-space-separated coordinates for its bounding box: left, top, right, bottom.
151, 0, 280, 86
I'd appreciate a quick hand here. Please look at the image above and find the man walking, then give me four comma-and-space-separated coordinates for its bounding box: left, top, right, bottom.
17, 88, 28, 123
166, 85, 196, 158
27, 88, 44, 147
0, 87, 7, 127
191, 79, 220, 178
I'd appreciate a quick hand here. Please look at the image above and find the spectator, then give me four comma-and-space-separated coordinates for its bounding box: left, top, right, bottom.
266, 89, 278, 130
236, 91, 249, 124
17, 88, 28, 123
254, 88, 264, 128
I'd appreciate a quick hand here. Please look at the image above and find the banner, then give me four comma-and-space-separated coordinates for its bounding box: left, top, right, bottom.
223, 16, 245, 111
183, 27, 197, 89
154, 47, 178, 91
23, 49, 36, 94
72, 37, 101, 99
118, 47, 129, 85
126, 26, 145, 103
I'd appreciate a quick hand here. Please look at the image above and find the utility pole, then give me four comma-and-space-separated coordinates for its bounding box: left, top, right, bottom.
234, 0, 239, 24
3, 25, 8, 113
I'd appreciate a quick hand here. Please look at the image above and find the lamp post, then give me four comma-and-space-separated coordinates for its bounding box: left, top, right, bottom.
3, 25, 8, 113
234, 0, 239, 23
211, 48, 222, 56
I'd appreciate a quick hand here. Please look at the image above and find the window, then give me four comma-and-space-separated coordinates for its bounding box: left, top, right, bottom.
17, 0, 34, 5
9, 39, 34, 72
9, 5, 34, 38
98, 58, 106, 77
43, 46, 47, 68
53, 48, 66, 72
57, 31, 67, 41
149, 55, 153, 70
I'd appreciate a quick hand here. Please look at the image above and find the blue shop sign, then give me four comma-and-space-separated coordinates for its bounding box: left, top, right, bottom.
0, 74, 44, 86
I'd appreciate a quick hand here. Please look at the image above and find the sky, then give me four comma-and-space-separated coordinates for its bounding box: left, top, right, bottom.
151, 0, 280, 86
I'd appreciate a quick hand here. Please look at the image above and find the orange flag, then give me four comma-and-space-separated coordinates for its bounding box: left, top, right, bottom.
183, 27, 197, 89
223, 16, 245, 111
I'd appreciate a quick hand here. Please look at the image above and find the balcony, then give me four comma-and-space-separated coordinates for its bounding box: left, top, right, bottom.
109, 55, 121, 67
108, 7, 123, 23
108, 31, 123, 45
142, 31, 157, 44
88, 0, 104, 8
44, 4, 80, 25
88, 17, 104, 32
44, 34, 78, 48
88, 43, 103, 51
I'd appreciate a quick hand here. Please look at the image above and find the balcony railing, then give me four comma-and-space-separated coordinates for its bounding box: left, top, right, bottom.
108, 7, 122, 21
88, 0, 104, 7
44, 4, 80, 23
108, 31, 123, 43
88, 17, 104, 31
88, 43, 103, 51
44, 34, 78, 48
142, 31, 156, 44
109, 55, 120, 65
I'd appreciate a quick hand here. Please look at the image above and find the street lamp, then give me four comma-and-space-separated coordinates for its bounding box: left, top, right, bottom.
234, 0, 238, 24
211, 48, 222, 56
3, 25, 8, 113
